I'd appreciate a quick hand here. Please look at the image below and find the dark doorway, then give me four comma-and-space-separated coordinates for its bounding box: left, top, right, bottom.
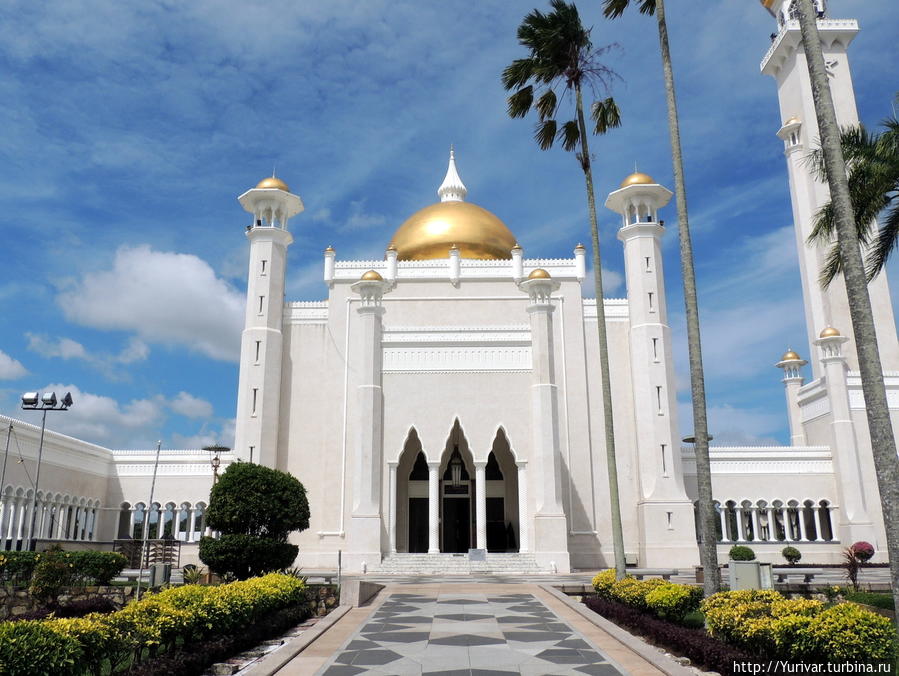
442, 497, 470, 553
408, 498, 428, 553
487, 497, 507, 552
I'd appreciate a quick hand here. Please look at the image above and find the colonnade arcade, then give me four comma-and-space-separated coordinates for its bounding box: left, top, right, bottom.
117, 501, 207, 543
0, 485, 100, 550
388, 420, 526, 555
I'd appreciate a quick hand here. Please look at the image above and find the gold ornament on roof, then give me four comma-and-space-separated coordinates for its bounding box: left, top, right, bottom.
361, 270, 383, 281
819, 326, 841, 338
781, 349, 801, 361
256, 176, 290, 192
528, 268, 551, 279
620, 172, 655, 188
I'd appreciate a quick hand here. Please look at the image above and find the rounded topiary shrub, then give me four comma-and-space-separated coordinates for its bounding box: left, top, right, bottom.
200, 534, 299, 580
782, 546, 801, 565
200, 462, 309, 580
850, 541, 874, 562
729, 545, 756, 561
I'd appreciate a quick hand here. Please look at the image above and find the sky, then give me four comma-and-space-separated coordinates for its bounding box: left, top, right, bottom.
0, 0, 896, 451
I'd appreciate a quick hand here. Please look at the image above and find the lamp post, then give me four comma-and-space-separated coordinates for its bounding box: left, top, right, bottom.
21, 391, 73, 551
202, 445, 228, 485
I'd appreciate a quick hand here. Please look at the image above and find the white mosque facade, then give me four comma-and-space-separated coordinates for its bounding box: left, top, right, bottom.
1, 0, 898, 572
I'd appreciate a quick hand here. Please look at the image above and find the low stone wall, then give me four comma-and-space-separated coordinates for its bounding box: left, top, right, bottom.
0, 585, 133, 620
303, 584, 339, 617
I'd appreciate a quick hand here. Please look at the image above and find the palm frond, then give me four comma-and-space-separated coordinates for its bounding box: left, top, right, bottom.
535, 90, 558, 121
507, 86, 534, 119
867, 203, 899, 281
502, 59, 536, 90
535, 119, 558, 150
592, 97, 621, 134
559, 120, 580, 152
819, 241, 844, 287
602, 0, 656, 18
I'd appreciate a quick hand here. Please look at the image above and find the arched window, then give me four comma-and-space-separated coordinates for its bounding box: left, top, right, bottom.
818, 500, 834, 541
132, 503, 146, 539
118, 503, 132, 539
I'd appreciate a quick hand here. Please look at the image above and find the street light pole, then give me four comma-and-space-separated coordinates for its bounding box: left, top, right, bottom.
21, 391, 73, 551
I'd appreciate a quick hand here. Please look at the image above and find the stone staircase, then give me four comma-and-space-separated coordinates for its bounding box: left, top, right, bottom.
376, 552, 545, 575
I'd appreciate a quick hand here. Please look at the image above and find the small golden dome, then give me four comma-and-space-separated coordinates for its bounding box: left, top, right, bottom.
781, 349, 801, 361
256, 176, 290, 192
450, 243, 459, 251
361, 270, 383, 281
575, 243, 585, 250
512, 242, 522, 252
528, 268, 551, 279
324, 245, 335, 253
785, 115, 800, 125
390, 201, 517, 261
620, 172, 655, 188
820, 326, 841, 338
386, 243, 397, 252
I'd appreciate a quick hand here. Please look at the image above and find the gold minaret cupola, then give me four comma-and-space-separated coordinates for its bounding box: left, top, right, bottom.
389, 148, 517, 260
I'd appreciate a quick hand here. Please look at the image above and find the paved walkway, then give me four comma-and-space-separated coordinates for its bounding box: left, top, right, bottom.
275, 583, 667, 676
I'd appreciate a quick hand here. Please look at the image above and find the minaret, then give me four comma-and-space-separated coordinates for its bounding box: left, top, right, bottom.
234, 176, 304, 467
760, 0, 899, 377
775, 348, 808, 445
606, 172, 698, 568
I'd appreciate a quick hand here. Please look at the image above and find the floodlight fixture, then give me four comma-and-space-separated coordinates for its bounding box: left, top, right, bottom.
41, 392, 57, 407
21, 392, 39, 407
682, 435, 714, 444
61, 392, 73, 409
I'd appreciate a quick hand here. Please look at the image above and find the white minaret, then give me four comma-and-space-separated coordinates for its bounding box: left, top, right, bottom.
760, 0, 899, 377
234, 176, 304, 467
606, 172, 698, 568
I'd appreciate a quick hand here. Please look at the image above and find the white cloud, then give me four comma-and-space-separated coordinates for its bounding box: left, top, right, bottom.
0, 351, 28, 380
34, 383, 165, 448
26, 334, 150, 377
170, 392, 214, 419
26, 334, 87, 360
170, 418, 235, 452
57, 246, 244, 362
583, 266, 624, 297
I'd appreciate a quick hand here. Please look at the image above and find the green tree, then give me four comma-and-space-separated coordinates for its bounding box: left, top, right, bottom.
809, 113, 899, 284
502, 0, 626, 578
602, 0, 720, 595
793, 0, 899, 637
199, 462, 310, 579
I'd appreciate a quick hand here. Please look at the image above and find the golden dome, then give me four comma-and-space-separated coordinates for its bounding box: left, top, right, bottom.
575, 243, 585, 250
820, 326, 841, 338
256, 176, 290, 192
785, 115, 800, 125
620, 172, 655, 188
390, 201, 517, 261
528, 268, 551, 279
361, 270, 383, 281
324, 245, 335, 253
781, 349, 801, 361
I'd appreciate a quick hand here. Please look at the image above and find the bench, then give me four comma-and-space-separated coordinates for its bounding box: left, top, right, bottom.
772, 568, 819, 584
628, 568, 679, 581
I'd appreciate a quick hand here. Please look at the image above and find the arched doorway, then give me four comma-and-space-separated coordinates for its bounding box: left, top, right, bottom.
486, 428, 520, 553
441, 446, 471, 552
395, 428, 428, 553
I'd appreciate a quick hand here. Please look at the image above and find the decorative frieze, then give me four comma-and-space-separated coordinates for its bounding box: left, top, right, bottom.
681, 446, 832, 475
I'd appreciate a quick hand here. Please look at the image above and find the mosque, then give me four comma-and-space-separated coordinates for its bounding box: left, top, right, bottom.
1, 0, 897, 573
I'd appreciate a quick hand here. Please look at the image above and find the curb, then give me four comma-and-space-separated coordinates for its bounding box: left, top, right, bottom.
243, 604, 352, 676
540, 584, 694, 676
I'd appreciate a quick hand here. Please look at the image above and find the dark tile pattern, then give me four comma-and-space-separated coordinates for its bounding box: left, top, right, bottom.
317, 593, 625, 675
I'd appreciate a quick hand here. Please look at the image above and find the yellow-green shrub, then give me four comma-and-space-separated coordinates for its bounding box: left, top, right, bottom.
702, 589, 893, 661
644, 582, 703, 621
0, 619, 82, 675
0, 573, 307, 676
591, 570, 701, 621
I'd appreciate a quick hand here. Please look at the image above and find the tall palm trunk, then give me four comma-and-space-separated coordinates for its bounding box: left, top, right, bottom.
653, 0, 720, 595
796, 0, 899, 631
575, 82, 626, 579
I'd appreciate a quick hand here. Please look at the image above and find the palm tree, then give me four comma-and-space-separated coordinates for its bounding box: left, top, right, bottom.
601, 0, 719, 594
502, 0, 626, 579
808, 113, 899, 285
793, 0, 899, 635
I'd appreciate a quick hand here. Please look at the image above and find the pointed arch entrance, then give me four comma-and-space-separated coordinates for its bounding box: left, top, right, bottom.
484, 429, 520, 553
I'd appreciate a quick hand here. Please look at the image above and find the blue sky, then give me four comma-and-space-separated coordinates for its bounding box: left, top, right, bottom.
0, 0, 896, 450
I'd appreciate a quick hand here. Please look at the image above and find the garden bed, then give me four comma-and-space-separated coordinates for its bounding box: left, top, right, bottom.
583, 595, 751, 676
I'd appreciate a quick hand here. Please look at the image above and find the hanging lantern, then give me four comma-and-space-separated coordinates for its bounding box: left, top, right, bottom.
451, 450, 462, 488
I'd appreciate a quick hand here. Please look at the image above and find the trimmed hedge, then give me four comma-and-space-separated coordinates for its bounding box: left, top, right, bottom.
0, 549, 126, 589
591, 570, 702, 621
702, 589, 895, 661
0, 573, 307, 676
728, 545, 756, 561
584, 596, 752, 676
199, 534, 298, 580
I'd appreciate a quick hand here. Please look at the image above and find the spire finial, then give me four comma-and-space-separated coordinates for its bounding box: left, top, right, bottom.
438, 146, 467, 202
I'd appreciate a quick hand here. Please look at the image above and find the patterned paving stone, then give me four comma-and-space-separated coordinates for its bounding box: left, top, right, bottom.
314, 592, 625, 675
